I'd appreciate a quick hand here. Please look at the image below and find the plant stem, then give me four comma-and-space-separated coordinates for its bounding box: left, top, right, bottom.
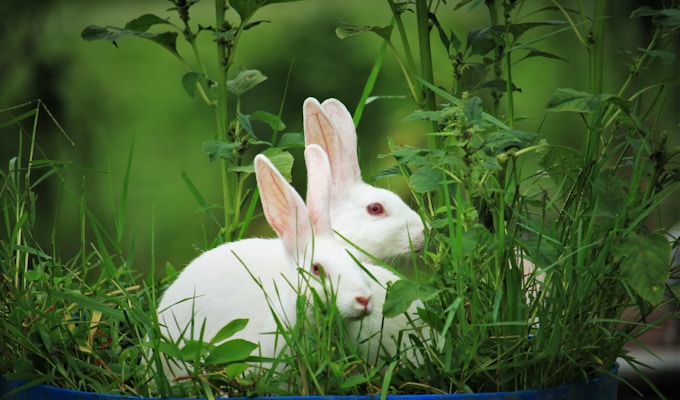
215, 0, 233, 241
589, 0, 607, 96
415, 0, 439, 149
387, 0, 418, 83
581, 0, 607, 166
602, 27, 660, 131
486, 0, 501, 116
503, 1, 514, 128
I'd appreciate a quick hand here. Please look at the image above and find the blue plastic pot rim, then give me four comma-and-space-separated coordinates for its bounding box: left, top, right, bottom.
0, 363, 619, 400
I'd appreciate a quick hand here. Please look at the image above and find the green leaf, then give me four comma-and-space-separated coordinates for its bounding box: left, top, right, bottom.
277, 132, 304, 149
547, 88, 633, 117
467, 26, 503, 56
382, 145, 435, 166
181, 72, 208, 98
224, 363, 250, 379
462, 95, 483, 123
238, 113, 254, 138
24, 268, 43, 282
81, 25, 179, 56
617, 232, 671, 304
631, 6, 680, 26
507, 20, 567, 42
639, 48, 676, 65
123, 14, 171, 32
336, 23, 393, 41
147, 31, 180, 55
515, 49, 569, 63
383, 279, 438, 318
454, 0, 486, 11
232, 148, 294, 181
163, 262, 179, 284
484, 129, 537, 153
260, 148, 294, 181
546, 88, 612, 113
81, 25, 117, 41
230, 0, 302, 22
203, 140, 240, 162
227, 69, 267, 95
205, 339, 258, 365
429, 11, 452, 50
631, 5, 661, 17
210, 319, 250, 344
479, 79, 521, 93
179, 340, 208, 362
155, 341, 182, 359
373, 165, 402, 181
410, 164, 443, 193
251, 110, 286, 131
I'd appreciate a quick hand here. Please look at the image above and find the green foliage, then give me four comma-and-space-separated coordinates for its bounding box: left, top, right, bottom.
261, 276, 382, 396
364, 0, 680, 394
0, 102, 265, 398
81, 0, 301, 244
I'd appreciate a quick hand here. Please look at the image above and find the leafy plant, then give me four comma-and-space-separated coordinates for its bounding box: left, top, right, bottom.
81, 0, 302, 244
343, 0, 680, 395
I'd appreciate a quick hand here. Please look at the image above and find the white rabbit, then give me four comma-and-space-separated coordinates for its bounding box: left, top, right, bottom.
303, 97, 425, 261
156, 145, 375, 380
302, 144, 428, 366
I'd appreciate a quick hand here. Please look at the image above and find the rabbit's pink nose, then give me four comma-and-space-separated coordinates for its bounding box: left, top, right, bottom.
356, 296, 371, 312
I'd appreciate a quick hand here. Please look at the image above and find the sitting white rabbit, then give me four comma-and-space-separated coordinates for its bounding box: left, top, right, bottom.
303, 97, 425, 261
156, 145, 426, 381
157, 145, 374, 380
305, 144, 430, 364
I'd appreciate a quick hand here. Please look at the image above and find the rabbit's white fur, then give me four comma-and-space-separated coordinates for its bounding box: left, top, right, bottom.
157, 145, 375, 380
303, 97, 425, 261
345, 266, 427, 365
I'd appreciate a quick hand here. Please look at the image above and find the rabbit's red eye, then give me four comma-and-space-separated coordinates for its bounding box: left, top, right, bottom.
312, 263, 324, 277
367, 202, 385, 216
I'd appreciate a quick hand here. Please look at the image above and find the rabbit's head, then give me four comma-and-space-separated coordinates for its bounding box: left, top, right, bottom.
303, 97, 425, 261
255, 145, 374, 320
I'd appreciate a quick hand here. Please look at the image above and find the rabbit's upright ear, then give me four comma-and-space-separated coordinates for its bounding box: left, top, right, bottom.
304, 144, 333, 237
255, 155, 311, 257
321, 98, 361, 181
303, 97, 361, 191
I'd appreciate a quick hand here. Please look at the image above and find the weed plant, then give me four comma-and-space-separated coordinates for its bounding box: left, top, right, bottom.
2, 0, 680, 399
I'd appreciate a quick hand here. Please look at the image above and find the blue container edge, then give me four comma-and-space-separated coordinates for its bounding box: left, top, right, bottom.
0, 363, 619, 400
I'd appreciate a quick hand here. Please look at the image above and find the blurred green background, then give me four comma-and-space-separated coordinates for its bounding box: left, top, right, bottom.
1, 0, 677, 273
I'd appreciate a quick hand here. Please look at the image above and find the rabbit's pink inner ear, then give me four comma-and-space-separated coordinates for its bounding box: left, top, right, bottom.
255, 155, 311, 252
304, 99, 347, 186
304, 145, 334, 236
320, 99, 362, 185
